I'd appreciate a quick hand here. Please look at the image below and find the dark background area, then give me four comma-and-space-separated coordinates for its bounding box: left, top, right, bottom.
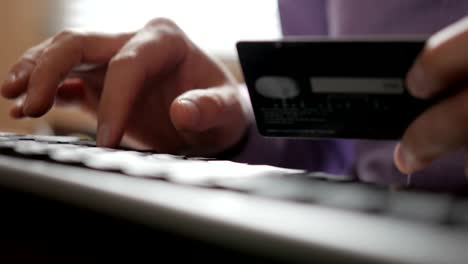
0, 185, 285, 263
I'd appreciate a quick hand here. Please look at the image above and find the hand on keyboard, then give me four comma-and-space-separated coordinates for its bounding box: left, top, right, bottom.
0, 18, 250, 157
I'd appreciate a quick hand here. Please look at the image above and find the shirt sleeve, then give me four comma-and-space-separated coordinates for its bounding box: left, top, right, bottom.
278, 0, 328, 36
230, 0, 468, 192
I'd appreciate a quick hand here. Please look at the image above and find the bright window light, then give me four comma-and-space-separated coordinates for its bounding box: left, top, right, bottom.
55, 0, 281, 55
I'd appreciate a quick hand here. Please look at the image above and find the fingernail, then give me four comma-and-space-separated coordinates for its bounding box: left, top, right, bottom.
397, 144, 417, 172
22, 97, 31, 116
22, 93, 36, 117
406, 63, 438, 98
10, 104, 26, 119
16, 95, 25, 107
2, 73, 16, 90
7, 73, 17, 84
178, 98, 200, 128
97, 124, 111, 146
5, 68, 28, 85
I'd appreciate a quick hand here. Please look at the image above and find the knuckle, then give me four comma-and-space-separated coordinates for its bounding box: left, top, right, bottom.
52, 29, 83, 43
47, 30, 85, 63
159, 29, 189, 59
162, 28, 187, 48
33, 47, 54, 69
21, 48, 40, 65
146, 17, 178, 29
40, 45, 54, 57
19, 39, 52, 65
109, 51, 140, 68
145, 17, 187, 46
420, 28, 468, 79
135, 22, 189, 63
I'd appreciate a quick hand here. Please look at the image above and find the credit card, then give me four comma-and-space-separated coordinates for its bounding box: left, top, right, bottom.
236, 38, 435, 139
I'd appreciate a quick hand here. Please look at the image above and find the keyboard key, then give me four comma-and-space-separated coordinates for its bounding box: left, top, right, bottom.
145, 153, 186, 161
0, 140, 17, 149
300, 171, 355, 182
13, 141, 50, 155
20, 134, 82, 143
386, 190, 452, 224
164, 162, 300, 186
49, 146, 110, 163
83, 151, 146, 170
121, 159, 170, 179
316, 182, 387, 213
216, 174, 387, 213
447, 200, 468, 227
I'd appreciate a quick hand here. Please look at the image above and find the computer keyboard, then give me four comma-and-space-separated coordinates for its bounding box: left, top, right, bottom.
0, 132, 467, 229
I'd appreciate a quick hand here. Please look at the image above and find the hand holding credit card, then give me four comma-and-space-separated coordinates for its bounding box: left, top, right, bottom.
237, 17, 468, 176
236, 38, 434, 140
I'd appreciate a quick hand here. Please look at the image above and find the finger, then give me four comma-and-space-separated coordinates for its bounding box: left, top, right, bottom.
21, 30, 133, 117
170, 86, 238, 132
65, 64, 108, 107
9, 96, 26, 119
9, 79, 87, 119
97, 18, 188, 147
55, 78, 87, 105
407, 17, 468, 99
170, 85, 249, 155
1, 38, 52, 99
394, 86, 468, 174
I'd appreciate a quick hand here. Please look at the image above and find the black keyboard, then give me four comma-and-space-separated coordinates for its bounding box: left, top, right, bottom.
0, 132, 467, 229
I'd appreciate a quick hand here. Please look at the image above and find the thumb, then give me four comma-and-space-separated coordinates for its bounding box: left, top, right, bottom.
170, 86, 236, 132
169, 85, 249, 156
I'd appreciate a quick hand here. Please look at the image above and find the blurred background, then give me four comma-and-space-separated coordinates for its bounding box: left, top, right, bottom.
0, 0, 280, 137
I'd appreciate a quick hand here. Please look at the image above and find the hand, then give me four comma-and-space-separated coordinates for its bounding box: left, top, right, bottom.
0, 18, 251, 156
394, 16, 468, 175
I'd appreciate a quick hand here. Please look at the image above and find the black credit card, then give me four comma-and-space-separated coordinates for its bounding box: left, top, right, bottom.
236, 38, 435, 140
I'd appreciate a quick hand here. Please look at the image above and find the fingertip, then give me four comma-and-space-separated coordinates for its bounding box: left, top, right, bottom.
95, 117, 126, 149
1, 64, 35, 99
22, 98, 53, 118
1, 74, 16, 97
170, 98, 200, 131
406, 62, 439, 99
8, 95, 27, 119
1, 73, 25, 99
394, 142, 428, 174
9, 104, 25, 119
97, 123, 111, 147
394, 143, 411, 174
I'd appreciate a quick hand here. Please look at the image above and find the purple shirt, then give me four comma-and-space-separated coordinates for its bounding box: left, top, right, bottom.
234, 0, 468, 192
